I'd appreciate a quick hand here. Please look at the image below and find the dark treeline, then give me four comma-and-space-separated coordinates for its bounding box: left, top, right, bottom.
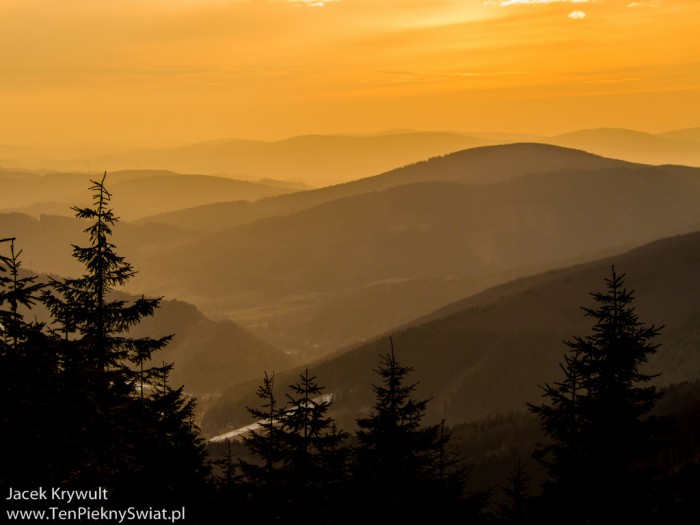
1, 175, 699, 523
0, 176, 209, 520
208, 343, 486, 524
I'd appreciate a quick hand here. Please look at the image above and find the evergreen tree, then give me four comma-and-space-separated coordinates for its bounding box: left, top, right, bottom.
0, 238, 58, 490
42, 173, 167, 378
352, 338, 476, 521
497, 459, 534, 525
134, 361, 211, 510
278, 369, 348, 523
238, 372, 286, 522
0, 237, 45, 347
242, 372, 285, 475
529, 267, 665, 523
240, 370, 348, 524
215, 439, 239, 493
39, 173, 209, 506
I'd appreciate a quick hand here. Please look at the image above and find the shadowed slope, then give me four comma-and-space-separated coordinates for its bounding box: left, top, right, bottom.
202, 230, 700, 434
142, 143, 634, 232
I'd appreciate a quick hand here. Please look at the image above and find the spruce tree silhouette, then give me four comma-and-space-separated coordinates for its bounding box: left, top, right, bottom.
240, 370, 348, 524
39, 173, 209, 507
352, 337, 477, 521
238, 371, 286, 522
497, 459, 534, 525
529, 266, 665, 524
0, 238, 58, 491
0, 238, 44, 348
278, 369, 348, 523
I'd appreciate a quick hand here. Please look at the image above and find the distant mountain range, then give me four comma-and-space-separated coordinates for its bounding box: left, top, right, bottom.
201, 230, 700, 435
0, 169, 306, 221
550, 128, 700, 168
140, 142, 633, 232
6, 138, 700, 440
5, 143, 700, 359
134, 144, 700, 356
2, 128, 699, 187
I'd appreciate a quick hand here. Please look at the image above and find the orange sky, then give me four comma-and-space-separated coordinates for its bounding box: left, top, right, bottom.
1, 0, 698, 147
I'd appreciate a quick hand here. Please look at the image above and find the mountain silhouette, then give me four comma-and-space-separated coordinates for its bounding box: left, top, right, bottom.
141, 143, 634, 232
0, 169, 301, 220
135, 146, 700, 355
202, 230, 700, 434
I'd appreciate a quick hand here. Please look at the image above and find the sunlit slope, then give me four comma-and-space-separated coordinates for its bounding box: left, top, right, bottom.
134, 145, 700, 355
142, 160, 700, 306
142, 143, 635, 232
202, 230, 700, 435
7, 145, 700, 359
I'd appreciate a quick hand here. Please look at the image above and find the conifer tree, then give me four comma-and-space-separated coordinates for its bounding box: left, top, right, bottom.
0, 238, 45, 347
497, 459, 534, 525
352, 338, 475, 521
40, 174, 209, 504
208, 438, 245, 522
134, 361, 210, 509
217, 439, 239, 492
241, 370, 348, 523
42, 173, 168, 379
239, 372, 286, 522
529, 267, 665, 523
0, 238, 58, 489
242, 372, 284, 475
278, 369, 348, 523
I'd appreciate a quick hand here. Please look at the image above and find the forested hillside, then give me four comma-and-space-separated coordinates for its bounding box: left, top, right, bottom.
203, 230, 700, 434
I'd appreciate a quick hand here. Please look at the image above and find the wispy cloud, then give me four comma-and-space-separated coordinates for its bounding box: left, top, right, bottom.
568, 10, 586, 19
484, 0, 590, 6
627, 1, 662, 7
363, 70, 531, 85
581, 77, 641, 84
277, 0, 340, 6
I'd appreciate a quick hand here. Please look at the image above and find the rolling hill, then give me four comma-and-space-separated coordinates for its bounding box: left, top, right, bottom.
134, 145, 700, 355
0, 169, 303, 221
128, 298, 297, 396
11, 131, 492, 187
0, 212, 202, 279
201, 230, 700, 435
140, 142, 635, 233
549, 128, 700, 168
16, 275, 296, 397
5, 128, 700, 191
656, 127, 700, 143
7, 144, 700, 362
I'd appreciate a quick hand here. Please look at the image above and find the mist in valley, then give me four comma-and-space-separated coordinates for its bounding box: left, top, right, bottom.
4, 135, 700, 521
3, 0, 700, 521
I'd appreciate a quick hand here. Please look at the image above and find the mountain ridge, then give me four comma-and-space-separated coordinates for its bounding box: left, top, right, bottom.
139, 143, 636, 232
201, 229, 700, 435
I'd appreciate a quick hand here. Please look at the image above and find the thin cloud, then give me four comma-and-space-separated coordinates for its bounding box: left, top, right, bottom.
568, 10, 586, 19
581, 77, 641, 84
364, 70, 531, 85
627, 1, 662, 7
283, 0, 340, 6
484, 0, 590, 6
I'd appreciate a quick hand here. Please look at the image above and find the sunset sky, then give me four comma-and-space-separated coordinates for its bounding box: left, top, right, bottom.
1, 0, 698, 147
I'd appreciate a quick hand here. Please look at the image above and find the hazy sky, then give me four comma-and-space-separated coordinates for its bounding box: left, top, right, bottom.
1, 0, 698, 147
